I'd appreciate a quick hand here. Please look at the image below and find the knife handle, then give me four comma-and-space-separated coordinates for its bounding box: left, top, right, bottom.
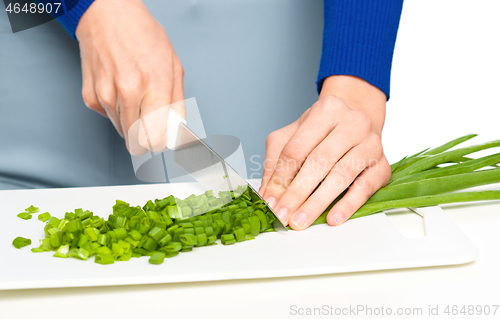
166, 108, 187, 150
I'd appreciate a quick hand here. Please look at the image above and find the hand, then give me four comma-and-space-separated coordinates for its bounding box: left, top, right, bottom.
76, 0, 185, 155
260, 75, 391, 230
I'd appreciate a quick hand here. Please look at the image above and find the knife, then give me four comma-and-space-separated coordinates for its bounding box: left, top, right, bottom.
166, 109, 287, 231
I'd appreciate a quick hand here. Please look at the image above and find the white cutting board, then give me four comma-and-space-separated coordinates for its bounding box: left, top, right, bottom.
0, 180, 478, 290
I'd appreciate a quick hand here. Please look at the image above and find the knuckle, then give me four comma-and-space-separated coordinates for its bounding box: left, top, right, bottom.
355, 110, 371, 127
266, 131, 278, 146
281, 139, 304, 161
82, 89, 99, 110
345, 109, 369, 128
115, 81, 135, 100
380, 158, 392, 183
314, 94, 343, 114
174, 63, 184, 79
95, 85, 116, 108
265, 131, 279, 147
321, 94, 342, 108
369, 137, 384, 156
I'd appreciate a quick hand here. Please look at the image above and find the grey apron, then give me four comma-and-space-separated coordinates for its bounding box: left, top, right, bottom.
0, 0, 323, 190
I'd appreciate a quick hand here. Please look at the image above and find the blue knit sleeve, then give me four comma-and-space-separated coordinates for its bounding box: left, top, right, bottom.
35, 0, 95, 39
317, 0, 404, 100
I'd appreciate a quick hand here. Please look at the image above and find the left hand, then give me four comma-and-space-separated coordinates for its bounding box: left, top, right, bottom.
259, 75, 392, 230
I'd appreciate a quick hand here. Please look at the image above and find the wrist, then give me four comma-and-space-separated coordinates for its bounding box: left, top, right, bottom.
75, 0, 146, 41
319, 75, 386, 135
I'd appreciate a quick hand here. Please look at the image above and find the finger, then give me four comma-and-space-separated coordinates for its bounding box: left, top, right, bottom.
262, 95, 348, 203
127, 117, 149, 156
95, 81, 122, 137
287, 146, 370, 230
138, 86, 173, 153
272, 123, 363, 225
326, 157, 391, 226
81, 65, 107, 117
258, 122, 298, 201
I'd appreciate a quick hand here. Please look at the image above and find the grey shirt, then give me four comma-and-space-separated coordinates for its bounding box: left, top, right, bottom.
0, 0, 323, 190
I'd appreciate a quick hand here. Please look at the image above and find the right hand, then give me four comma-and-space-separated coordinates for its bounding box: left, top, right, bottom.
75, 0, 185, 155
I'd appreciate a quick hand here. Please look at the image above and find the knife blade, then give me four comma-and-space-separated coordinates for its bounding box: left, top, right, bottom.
166, 109, 287, 231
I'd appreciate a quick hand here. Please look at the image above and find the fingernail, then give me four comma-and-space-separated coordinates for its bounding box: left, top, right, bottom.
292, 213, 307, 228
266, 197, 277, 210
275, 207, 288, 224
330, 213, 343, 226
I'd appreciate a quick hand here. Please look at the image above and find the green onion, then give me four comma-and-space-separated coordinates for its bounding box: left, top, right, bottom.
38, 212, 51, 222
221, 234, 236, 245
142, 237, 157, 251
163, 242, 182, 253
158, 234, 172, 246
95, 253, 114, 265
17, 212, 32, 220
196, 233, 207, 247
353, 191, 500, 219
149, 252, 166, 265
25, 205, 39, 214
53, 244, 70, 258
367, 168, 500, 204
180, 233, 197, 246
148, 226, 165, 242
12, 237, 31, 249
312, 135, 500, 226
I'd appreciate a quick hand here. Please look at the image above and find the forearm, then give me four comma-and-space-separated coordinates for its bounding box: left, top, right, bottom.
319, 75, 386, 136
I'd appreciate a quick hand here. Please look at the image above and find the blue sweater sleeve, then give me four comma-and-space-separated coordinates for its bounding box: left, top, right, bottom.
36, 0, 95, 39
317, 0, 404, 100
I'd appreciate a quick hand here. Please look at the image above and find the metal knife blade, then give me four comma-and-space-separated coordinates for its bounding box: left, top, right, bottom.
172, 122, 287, 231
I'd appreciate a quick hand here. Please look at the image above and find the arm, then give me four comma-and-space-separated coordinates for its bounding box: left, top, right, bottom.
36, 0, 185, 155
260, 0, 404, 230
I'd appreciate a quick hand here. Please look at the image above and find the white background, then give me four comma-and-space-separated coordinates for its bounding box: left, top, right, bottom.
1, 1, 500, 318
385, 0, 499, 161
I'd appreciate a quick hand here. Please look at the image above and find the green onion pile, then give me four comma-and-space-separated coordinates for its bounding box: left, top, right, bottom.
12, 134, 500, 265
15, 187, 278, 265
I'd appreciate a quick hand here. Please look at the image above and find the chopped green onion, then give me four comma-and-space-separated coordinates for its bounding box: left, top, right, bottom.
25, 205, 39, 214
163, 242, 182, 253
53, 244, 70, 258
17, 212, 32, 220
149, 252, 166, 265
221, 234, 236, 245
180, 233, 197, 246
38, 212, 51, 222
12, 237, 31, 249
95, 253, 114, 265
